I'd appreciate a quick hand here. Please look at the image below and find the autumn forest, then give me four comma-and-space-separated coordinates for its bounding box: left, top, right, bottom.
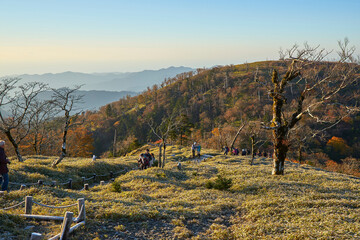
0, 42, 359, 176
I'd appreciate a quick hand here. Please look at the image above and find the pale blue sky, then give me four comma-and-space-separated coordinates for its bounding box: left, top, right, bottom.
1, 0, 359, 75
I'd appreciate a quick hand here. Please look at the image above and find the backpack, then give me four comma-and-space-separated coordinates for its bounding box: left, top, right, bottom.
143, 153, 151, 167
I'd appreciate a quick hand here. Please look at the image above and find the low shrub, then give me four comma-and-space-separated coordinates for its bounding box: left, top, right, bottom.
110, 181, 122, 193
114, 224, 126, 232
205, 175, 232, 191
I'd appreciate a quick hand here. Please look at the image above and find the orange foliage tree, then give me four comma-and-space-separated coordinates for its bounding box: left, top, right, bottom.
326, 136, 351, 159
67, 125, 94, 157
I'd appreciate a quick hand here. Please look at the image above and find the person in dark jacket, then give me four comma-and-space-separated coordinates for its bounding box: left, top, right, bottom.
0, 140, 10, 192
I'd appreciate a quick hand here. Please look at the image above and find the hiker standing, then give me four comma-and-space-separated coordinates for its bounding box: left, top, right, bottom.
144, 149, 152, 169
196, 143, 201, 158
0, 140, 10, 192
233, 148, 239, 155
138, 153, 145, 170
191, 142, 197, 158
223, 146, 229, 155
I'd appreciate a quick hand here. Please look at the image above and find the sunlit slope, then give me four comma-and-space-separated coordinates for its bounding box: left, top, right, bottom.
1, 145, 359, 239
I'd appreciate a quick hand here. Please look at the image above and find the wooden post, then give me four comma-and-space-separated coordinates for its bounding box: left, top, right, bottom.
30, 232, 43, 240
25, 196, 33, 214
68, 179, 72, 189
93, 174, 96, 181
82, 177, 85, 185
77, 198, 85, 222
110, 171, 114, 179
84, 184, 89, 191
110, 178, 115, 182
59, 211, 73, 240
100, 181, 105, 186
20, 184, 26, 190
37, 180, 43, 186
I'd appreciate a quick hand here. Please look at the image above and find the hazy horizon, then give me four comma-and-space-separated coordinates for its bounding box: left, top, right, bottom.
1, 0, 359, 76
2, 65, 193, 77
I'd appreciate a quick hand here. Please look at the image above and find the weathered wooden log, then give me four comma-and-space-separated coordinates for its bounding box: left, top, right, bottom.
69, 221, 85, 233
21, 214, 65, 221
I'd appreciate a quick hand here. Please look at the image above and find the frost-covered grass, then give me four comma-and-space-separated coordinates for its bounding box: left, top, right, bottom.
1, 145, 360, 239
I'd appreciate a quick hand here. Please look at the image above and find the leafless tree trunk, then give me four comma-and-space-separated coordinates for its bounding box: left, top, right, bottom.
158, 143, 162, 168
250, 135, 255, 165
258, 39, 359, 175
51, 86, 83, 167
162, 141, 166, 168
229, 122, 246, 150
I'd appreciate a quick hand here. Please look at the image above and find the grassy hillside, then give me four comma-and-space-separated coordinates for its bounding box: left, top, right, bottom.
1, 146, 360, 239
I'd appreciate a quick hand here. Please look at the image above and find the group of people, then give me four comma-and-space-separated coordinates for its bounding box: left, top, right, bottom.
222, 146, 270, 157
191, 142, 201, 158
223, 146, 243, 155
138, 149, 155, 170
0, 140, 10, 192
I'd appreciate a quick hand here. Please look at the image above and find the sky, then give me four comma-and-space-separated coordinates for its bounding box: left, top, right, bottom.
1, 0, 359, 75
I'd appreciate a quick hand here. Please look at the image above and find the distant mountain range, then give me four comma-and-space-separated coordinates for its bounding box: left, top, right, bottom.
1, 66, 194, 112
0, 90, 136, 116
15, 66, 194, 92
37, 90, 137, 112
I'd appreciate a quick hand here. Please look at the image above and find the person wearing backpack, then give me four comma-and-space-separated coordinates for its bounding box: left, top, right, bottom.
143, 149, 152, 169
138, 153, 145, 170
0, 140, 10, 192
223, 146, 229, 155
233, 148, 239, 155
196, 143, 201, 158
191, 142, 197, 158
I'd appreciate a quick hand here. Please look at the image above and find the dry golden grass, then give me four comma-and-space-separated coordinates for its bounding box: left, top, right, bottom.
1, 145, 360, 239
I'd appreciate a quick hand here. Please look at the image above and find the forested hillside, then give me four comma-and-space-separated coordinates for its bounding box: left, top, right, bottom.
90, 62, 354, 157
2, 61, 359, 173
89, 61, 359, 161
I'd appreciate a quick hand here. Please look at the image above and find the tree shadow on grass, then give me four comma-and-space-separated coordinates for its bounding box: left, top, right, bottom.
11, 161, 130, 190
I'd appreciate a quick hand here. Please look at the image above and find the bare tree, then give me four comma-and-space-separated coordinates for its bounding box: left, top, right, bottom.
51, 86, 83, 167
0, 80, 47, 161
257, 39, 359, 175
229, 121, 247, 150
148, 113, 182, 168
245, 121, 269, 165
28, 99, 57, 155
